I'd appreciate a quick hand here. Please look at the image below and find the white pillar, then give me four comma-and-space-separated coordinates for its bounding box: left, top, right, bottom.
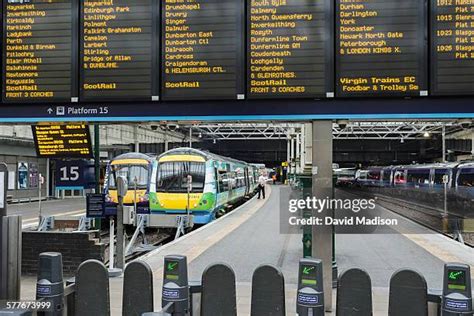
189, 127, 192, 148
471, 128, 474, 157
300, 125, 305, 172
134, 125, 139, 153
287, 137, 291, 164
296, 132, 301, 174
311, 120, 333, 312
290, 135, 295, 174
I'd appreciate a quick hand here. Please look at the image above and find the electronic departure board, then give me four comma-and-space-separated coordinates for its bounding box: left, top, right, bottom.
248, 0, 333, 99
336, 0, 428, 97
431, 0, 474, 95
32, 124, 93, 158
3, 0, 77, 102
80, 0, 157, 101
161, 0, 244, 100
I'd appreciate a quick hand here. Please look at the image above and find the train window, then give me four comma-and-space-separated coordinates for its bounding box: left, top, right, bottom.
109, 164, 149, 189
368, 171, 381, 180
236, 169, 245, 188
382, 170, 391, 182
407, 169, 430, 185
218, 170, 228, 193
434, 169, 449, 185
394, 170, 406, 184
156, 162, 205, 193
458, 169, 474, 187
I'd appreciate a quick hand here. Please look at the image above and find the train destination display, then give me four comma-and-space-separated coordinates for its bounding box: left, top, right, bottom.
3, 0, 76, 102
431, 0, 474, 95
81, 0, 156, 101
162, 0, 244, 100
336, 0, 427, 97
32, 124, 93, 158
247, 0, 332, 99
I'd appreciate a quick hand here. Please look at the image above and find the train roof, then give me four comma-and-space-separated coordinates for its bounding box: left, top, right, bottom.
457, 161, 474, 169
365, 161, 470, 171
158, 147, 249, 166
110, 152, 155, 162
394, 162, 461, 170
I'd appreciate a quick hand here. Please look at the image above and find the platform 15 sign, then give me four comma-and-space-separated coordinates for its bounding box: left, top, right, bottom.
55, 160, 86, 189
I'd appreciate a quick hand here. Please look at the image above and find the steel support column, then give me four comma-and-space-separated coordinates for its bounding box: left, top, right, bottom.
442, 125, 446, 162
311, 120, 333, 312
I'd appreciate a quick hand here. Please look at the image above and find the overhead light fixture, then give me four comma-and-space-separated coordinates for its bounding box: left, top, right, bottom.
213, 139, 217, 144
400, 138, 404, 143
198, 133, 202, 138
423, 132, 430, 138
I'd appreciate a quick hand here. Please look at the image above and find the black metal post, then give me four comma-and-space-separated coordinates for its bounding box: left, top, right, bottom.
94, 124, 101, 229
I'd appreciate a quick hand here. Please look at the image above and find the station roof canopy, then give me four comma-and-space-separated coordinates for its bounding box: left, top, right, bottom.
166, 119, 470, 141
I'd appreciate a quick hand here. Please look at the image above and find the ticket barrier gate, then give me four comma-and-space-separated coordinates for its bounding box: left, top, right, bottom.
296, 258, 324, 316
442, 263, 472, 316
6, 253, 472, 316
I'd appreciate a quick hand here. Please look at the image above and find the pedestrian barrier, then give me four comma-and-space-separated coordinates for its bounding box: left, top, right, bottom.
123, 261, 154, 316
336, 268, 372, 316
201, 263, 236, 316
7, 252, 471, 316
75, 260, 110, 316
251, 265, 285, 316
388, 269, 428, 316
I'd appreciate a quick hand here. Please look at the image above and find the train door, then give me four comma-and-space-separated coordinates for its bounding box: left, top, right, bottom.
244, 167, 250, 196
214, 167, 220, 194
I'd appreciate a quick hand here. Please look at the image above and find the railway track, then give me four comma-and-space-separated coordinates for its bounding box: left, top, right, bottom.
340, 188, 474, 247
101, 193, 257, 265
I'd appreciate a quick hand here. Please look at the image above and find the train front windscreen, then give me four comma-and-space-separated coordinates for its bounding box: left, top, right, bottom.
156, 161, 206, 194
105, 163, 151, 207
108, 164, 150, 190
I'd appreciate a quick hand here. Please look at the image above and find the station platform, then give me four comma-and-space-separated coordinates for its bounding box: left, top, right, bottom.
8, 197, 86, 229
106, 184, 473, 315
18, 185, 474, 315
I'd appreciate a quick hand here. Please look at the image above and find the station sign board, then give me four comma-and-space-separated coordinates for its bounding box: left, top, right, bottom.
86, 193, 105, 218
80, 0, 159, 101
336, 0, 427, 97
247, 0, 333, 98
32, 124, 93, 158
54, 159, 95, 189
431, 0, 474, 96
0, 0, 473, 120
3, 0, 78, 102
162, 0, 244, 100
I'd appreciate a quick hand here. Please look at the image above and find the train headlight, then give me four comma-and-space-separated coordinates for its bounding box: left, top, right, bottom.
139, 194, 149, 203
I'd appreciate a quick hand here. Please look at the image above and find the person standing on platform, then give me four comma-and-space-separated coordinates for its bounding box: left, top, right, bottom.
258, 172, 266, 199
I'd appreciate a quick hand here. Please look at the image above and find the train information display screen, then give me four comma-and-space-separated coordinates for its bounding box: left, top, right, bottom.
3, 0, 77, 102
161, 0, 244, 100
247, 0, 333, 99
32, 124, 93, 158
336, 0, 427, 97
431, 0, 474, 95
80, 0, 157, 101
